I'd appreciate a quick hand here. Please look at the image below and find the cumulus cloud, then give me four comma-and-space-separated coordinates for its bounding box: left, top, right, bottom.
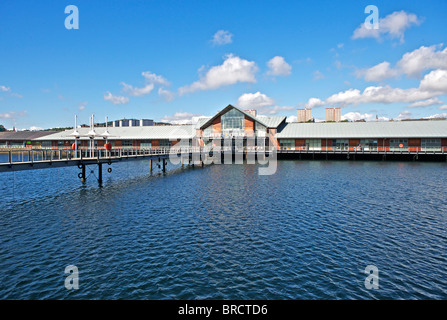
439, 105, 447, 110
408, 98, 443, 108
352, 10, 421, 43
236, 91, 293, 115
161, 112, 205, 125
419, 69, 447, 92
306, 97, 325, 109
211, 30, 233, 46
237, 92, 275, 109
396, 110, 412, 120
425, 112, 447, 119
141, 71, 170, 86
342, 112, 389, 122
179, 54, 258, 94
286, 115, 297, 123
357, 45, 447, 82
266, 56, 292, 76
121, 82, 155, 97
104, 92, 129, 105
356, 61, 399, 82
304, 68, 447, 109
0, 85, 11, 92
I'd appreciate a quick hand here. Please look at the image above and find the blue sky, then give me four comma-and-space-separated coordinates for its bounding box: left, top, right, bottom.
1, 0, 447, 129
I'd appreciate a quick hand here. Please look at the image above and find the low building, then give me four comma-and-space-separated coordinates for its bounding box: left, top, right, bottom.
5, 104, 447, 153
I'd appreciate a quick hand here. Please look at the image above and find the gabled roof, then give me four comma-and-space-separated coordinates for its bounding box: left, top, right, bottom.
34, 125, 196, 141
255, 116, 286, 128
0, 131, 57, 141
199, 104, 271, 129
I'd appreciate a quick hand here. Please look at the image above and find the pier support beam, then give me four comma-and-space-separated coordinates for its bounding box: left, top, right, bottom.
98, 163, 103, 186
150, 159, 153, 174
162, 159, 166, 173
81, 164, 86, 183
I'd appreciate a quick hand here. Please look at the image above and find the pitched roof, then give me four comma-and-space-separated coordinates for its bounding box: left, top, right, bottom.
199, 104, 271, 129
0, 131, 57, 141
255, 116, 286, 128
276, 120, 447, 139
34, 125, 196, 141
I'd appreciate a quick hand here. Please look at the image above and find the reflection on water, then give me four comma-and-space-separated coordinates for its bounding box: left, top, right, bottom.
0, 160, 446, 299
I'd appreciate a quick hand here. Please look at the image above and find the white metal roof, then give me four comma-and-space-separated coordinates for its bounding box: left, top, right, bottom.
256, 116, 286, 128
276, 120, 447, 139
35, 125, 196, 141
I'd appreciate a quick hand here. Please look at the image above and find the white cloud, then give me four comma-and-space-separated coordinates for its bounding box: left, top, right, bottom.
352, 10, 421, 43
179, 54, 258, 94
0, 110, 27, 120
141, 71, 170, 86
309, 68, 447, 108
425, 112, 447, 119
236, 92, 293, 115
0, 85, 10, 92
342, 112, 389, 122
161, 112, 205, 125
396, 110, 412, 120
419, 69, 447, 92
408, 98, 443, 108
104, 92, 129, 105
28, 126, 43, 131
306, 97, 325, 109
439, 105, 447, 110
158, 88, 175, 102
356, 61, 399, 82
313, 70, 325, 80
286, 115, 297, 123
357, 45, 447, 82
121, 82, 155, 97
237, 92, 275, 109
78, 101, 88, 111
211, 30, 233, 46
266, 56, 292, 76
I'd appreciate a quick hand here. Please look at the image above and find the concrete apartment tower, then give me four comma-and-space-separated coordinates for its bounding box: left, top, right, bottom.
325, 107, 341, 122
297, 108, 312, 122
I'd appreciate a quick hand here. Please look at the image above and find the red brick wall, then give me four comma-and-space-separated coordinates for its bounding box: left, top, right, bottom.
244, 116, 254, 133
408, 138, 421, 151
295, 139, 305, 150
212, 116, 221, 133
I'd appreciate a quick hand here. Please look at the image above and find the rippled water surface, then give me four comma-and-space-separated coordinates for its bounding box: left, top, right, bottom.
0, 160, 446, 299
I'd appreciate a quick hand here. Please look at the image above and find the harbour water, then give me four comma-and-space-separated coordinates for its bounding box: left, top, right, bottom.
0, 160, 446, 299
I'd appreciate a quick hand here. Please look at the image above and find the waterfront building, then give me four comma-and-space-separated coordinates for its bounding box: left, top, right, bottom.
1, 105, 447, 152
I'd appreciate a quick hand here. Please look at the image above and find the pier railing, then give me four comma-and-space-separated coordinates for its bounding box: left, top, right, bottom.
0, 146, 276, 165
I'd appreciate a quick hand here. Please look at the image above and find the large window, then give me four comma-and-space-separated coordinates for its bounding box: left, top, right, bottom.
279, 139, 295, 149
359, 139, 378, 151
390, 139, 408, 151
221, 108, 245, 135
421, 139, 441, 151
140, 140, 151, 149
332, 139, 349, 151
122, 140, 133, 148
306, 139, 321, 151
